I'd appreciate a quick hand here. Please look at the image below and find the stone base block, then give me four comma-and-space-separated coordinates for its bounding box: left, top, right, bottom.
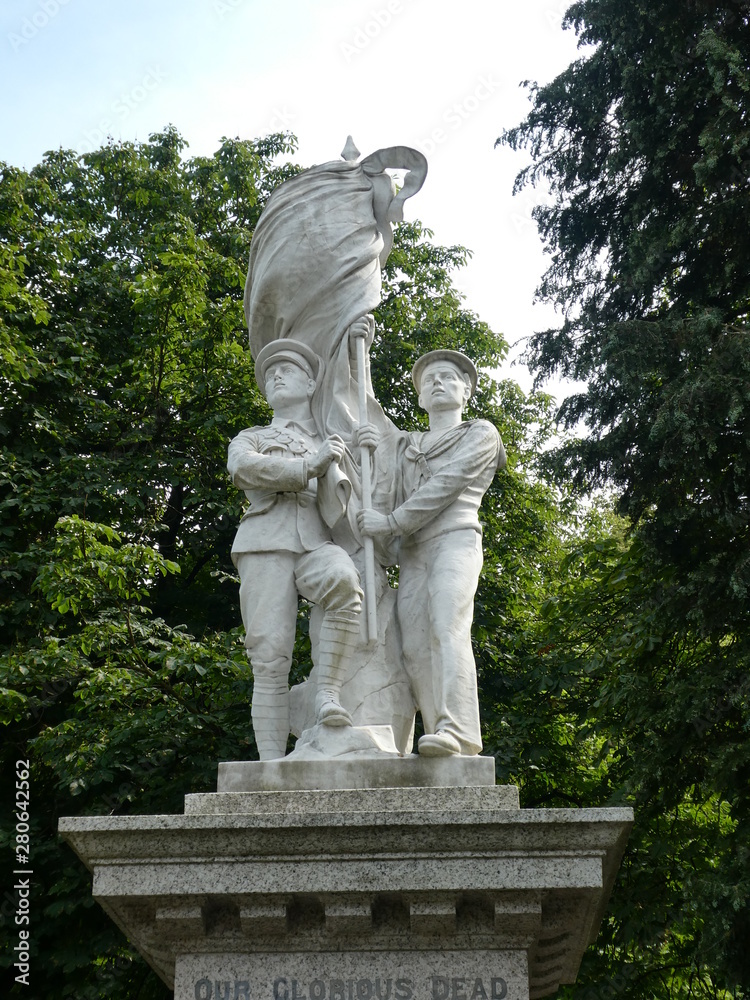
185, 785, 520, 816
216, 753, 497, 793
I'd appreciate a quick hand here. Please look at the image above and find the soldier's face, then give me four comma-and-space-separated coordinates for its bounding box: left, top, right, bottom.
418, 362, 470, 413
265, 359, 315, 407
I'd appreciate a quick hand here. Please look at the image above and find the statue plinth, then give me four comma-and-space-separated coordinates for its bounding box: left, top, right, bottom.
59, 780, 632, 1000
217, 725, 498, 791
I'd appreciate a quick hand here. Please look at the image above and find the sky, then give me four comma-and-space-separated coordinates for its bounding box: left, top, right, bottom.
0, 0, 583, 395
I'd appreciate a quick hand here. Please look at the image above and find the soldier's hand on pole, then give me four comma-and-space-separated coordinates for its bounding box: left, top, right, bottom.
348, 314, 375, 350
308, 435, 346, 477
354, 422, 379, 452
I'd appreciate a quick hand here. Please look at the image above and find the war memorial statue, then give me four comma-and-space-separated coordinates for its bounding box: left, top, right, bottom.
230, 138, 506, 760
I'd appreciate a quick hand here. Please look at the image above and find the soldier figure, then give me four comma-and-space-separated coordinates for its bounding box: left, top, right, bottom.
228, 340, 363, 760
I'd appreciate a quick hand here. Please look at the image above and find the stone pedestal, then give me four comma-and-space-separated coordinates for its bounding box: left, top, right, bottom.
59, 778, 632, 1000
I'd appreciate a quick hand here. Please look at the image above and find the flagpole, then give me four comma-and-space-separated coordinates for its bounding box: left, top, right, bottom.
355, 333, 378, 644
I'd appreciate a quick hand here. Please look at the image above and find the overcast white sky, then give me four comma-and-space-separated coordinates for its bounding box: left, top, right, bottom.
0, 0, 582, 395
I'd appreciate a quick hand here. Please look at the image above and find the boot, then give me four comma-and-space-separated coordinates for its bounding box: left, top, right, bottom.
314, 611, 359, 727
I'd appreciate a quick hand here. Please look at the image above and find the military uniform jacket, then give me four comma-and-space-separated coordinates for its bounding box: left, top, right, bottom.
227, 418, 334, 559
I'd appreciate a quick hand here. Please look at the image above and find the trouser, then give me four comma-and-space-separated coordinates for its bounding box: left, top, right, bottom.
397, 529, 483, 755
236, 545, 362, 759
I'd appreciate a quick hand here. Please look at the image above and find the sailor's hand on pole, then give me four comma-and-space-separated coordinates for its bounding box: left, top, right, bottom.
357, 508, 393, 538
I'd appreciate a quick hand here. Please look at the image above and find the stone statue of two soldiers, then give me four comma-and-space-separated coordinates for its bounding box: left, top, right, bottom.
228, 143, 505, 761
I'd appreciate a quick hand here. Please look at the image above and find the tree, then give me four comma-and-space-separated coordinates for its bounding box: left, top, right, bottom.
499, 2, 750, 995
0, 130, 566, 998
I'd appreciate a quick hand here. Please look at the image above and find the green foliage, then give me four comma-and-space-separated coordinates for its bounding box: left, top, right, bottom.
500, 2, 750, 996
499, 2, 750, 552
506, 522, 750, 999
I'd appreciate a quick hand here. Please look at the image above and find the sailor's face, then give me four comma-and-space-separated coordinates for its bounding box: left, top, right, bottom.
418, 361, 470, 413
264, 359, 314, 407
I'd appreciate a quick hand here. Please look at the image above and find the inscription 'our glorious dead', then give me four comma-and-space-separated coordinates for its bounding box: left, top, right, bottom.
192, 976, 509, 1000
